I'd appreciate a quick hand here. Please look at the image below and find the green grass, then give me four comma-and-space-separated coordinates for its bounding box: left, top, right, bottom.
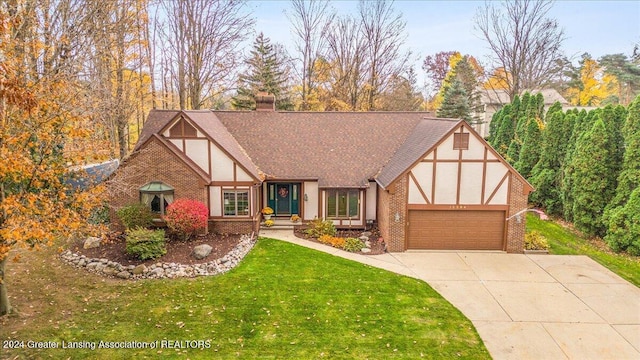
526, 213, 640, 287
2, 238, 489, 359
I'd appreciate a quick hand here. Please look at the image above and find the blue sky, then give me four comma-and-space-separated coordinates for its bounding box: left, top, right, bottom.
247, 0, 640, 72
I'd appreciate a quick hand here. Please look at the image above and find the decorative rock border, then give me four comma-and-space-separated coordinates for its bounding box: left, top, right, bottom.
60, 234, 256, 280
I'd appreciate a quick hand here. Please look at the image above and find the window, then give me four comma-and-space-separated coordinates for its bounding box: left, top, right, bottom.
223, 190, 249, 216
140, 181, 174, 216
327, 189, 359, 218
453, 133, 470, 150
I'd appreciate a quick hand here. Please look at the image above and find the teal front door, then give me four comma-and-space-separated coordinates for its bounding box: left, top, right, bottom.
268, 183, 300, 216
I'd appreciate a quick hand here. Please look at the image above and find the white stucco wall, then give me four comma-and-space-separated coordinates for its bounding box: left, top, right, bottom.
210, 143, 235, 181
185, 139, 209, 173
303, 182, 319, 220
209, 186, 222, 216
366, 182, 377, 220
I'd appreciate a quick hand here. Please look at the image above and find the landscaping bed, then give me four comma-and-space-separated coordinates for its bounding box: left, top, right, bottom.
71, 231, 243, 266
294, 225, 386, 255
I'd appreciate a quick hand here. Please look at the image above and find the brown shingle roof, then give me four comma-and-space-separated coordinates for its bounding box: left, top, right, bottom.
181, 111, 261, 181
376, 118, 461, 188
135, 110, 468, 188
215, 111, 445, 188
135, 110, 261, 182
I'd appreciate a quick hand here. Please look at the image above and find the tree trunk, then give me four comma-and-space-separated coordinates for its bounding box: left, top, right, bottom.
0, 257, 10, 316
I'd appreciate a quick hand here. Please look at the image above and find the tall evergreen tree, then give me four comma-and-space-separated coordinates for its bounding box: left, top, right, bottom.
605, 187, 640, 255
514, 114, 543, 178
436, 77, 472, 122
561, 109, 594, 220
492, 103, 514, 158
232, 33, 293, 110
487, 107, 503, 144
530, 105, 574, 215
569, 118, 616, 237
506, 92, 532, 164
452, 56, 483, 122
605, 96, 640, 211
604, 96, 640, 253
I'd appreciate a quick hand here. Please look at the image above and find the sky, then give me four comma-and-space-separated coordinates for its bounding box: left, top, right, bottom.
246, 0, 640, 84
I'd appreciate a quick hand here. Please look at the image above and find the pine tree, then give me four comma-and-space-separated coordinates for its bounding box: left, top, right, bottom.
436, 77, 472, 122
570, 118, 616, 237
452, 56, 483, 123
232, 33, 293, 110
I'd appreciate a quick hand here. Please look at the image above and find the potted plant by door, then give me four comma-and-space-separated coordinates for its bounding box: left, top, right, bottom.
262, 207, 274, 220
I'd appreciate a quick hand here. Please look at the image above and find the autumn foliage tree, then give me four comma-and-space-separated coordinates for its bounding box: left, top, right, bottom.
0, 10, 104, 316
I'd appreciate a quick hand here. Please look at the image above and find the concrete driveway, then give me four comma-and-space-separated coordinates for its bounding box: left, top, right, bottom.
262, 229, 640, 359
392, 252, 640, 360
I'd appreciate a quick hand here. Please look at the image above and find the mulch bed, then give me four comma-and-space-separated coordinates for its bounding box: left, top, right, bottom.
71, 225, 385, 268
71, 232, 242, 267
293, 226, 386, 255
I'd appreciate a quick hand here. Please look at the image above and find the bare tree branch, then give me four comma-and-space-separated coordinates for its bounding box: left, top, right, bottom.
475, 0, 565, 101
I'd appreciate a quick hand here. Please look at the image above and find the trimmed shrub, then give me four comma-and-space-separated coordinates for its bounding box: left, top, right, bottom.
304, 218, 336, 238
164, 199, 208, 241
343, 237, 364, 252
525, 231, 550, 250
126, 227, 166, 260
116, 203, 154, 229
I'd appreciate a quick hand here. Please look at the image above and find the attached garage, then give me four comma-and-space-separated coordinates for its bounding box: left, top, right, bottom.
407, 210, 505, 250
373, 120, 534, 253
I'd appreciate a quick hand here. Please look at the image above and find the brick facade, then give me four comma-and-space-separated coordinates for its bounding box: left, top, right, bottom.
377, 174, 408, 252
506, 175, 529, 253
209, 220, 254, 235
109, 138, 207, 211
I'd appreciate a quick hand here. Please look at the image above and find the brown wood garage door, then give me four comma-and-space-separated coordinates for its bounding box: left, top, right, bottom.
407, 210, 505, 250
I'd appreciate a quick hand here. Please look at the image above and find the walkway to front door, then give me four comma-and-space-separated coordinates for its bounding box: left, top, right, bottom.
267, 183, 300, 216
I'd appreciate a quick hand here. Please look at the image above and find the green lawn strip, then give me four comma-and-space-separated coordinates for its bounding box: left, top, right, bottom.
526, 213, 640, 287
5, 238, 489, 359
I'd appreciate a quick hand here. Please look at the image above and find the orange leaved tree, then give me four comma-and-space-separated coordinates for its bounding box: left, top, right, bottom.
0, 10, 104, 316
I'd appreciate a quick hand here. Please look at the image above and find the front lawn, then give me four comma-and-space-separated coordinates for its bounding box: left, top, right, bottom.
2, 238, 489, 359
527, 213, 640, 287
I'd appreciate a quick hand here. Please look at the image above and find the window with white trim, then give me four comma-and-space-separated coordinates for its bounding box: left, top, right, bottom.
326, 189, 359, 218
223, 190, 249, 216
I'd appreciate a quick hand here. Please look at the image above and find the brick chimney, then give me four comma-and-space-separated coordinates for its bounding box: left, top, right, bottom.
255, 92, 275, 111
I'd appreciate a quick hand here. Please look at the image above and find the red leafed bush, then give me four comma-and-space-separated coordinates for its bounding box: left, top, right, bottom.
164, 199, 208, 240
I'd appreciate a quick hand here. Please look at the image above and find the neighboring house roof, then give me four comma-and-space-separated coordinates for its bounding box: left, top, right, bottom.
215, 111, 440, 188
376, 118, 461, 188
65, 159, 120, 190
480, 88, 569, 106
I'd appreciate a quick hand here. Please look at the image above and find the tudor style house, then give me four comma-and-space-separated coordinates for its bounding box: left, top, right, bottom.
110, 99, 533, 253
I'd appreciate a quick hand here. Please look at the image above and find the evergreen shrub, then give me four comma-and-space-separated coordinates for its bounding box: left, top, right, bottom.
116, 203, 154, 230
126, 227, 166, 260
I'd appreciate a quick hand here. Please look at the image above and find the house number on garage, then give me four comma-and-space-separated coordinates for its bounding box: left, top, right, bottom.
449, 205, 467, 209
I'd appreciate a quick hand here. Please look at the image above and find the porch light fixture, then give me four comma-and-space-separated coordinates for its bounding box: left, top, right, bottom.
304, 193, 308, 201
394, 212, 400, 222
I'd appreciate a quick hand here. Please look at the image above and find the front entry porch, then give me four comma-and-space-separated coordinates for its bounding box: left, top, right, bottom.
266, 182, 301, 217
